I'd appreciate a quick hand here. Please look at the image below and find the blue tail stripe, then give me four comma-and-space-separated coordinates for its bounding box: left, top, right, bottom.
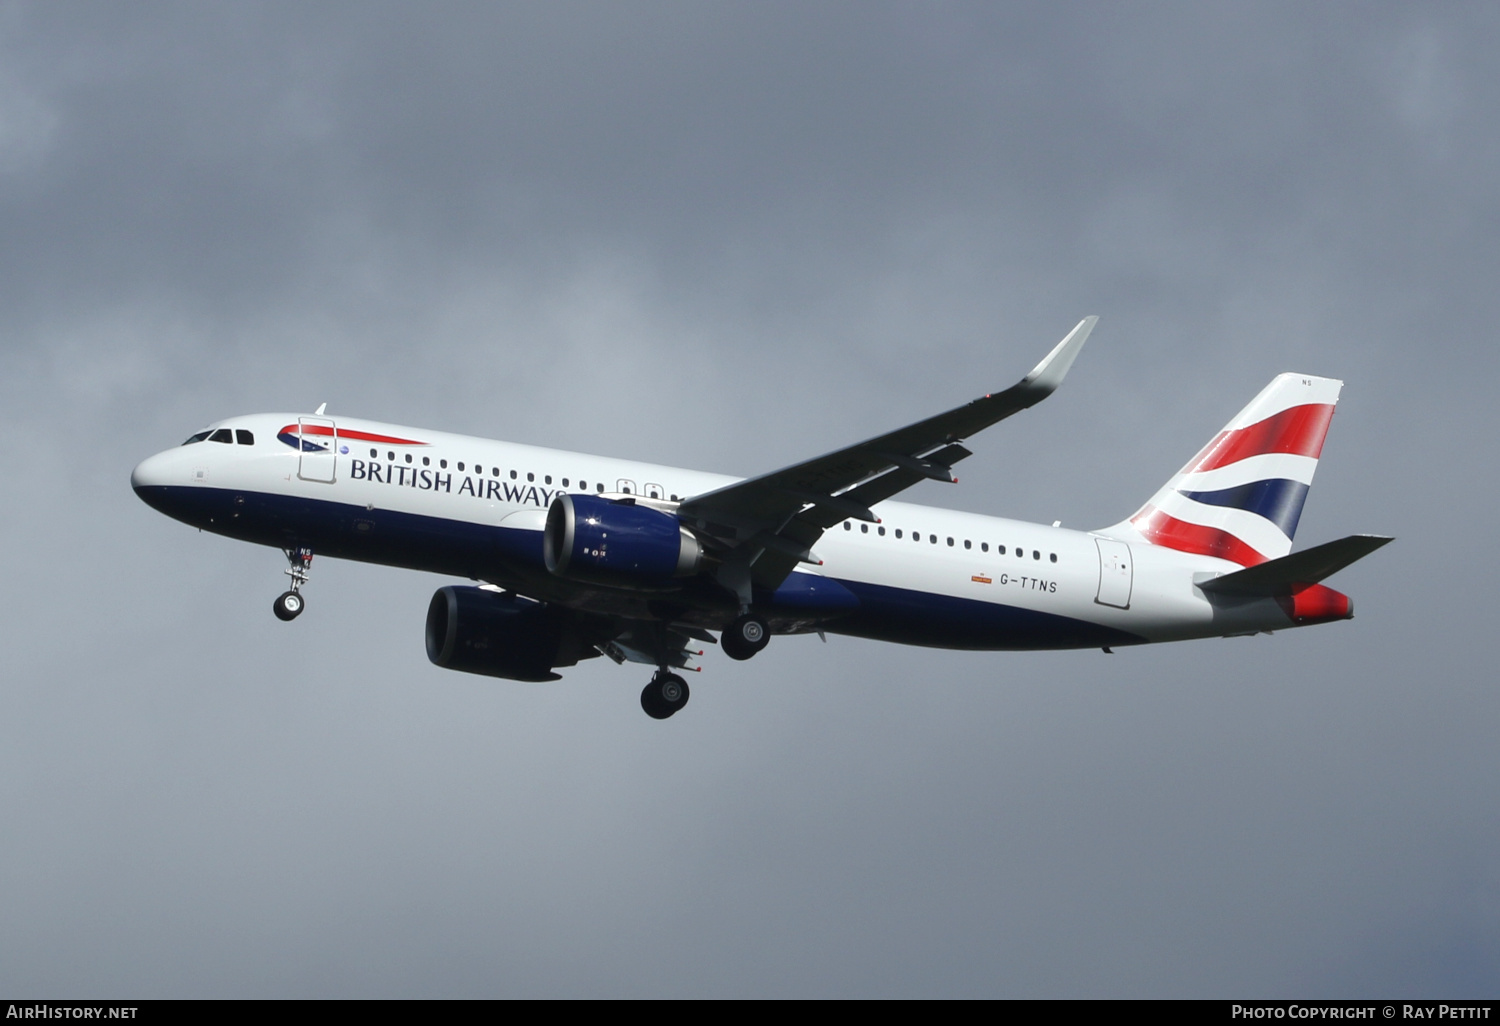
1178, 478, 1311, 538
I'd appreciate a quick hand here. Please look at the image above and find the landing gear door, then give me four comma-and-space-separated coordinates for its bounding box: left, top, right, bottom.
297, 417, 337, 483
1094, 537, 1133, 609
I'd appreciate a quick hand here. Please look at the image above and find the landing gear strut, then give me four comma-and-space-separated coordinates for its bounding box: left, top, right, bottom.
273, 546, 313, 621
641, 671, 690, 720
720, 614, 770, 661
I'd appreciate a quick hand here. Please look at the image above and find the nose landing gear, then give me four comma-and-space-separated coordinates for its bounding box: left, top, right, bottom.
273, 546, 313, 621
272, 591, 304, 620
641, 671, 690, 720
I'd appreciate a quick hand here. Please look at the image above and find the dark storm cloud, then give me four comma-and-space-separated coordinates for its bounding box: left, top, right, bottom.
1, 1, 1496, 997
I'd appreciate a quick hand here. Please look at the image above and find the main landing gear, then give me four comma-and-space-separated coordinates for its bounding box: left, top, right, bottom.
637, 613, 767, 718
720, 614, 770, 661
273, 546, 313, 621
641, 671, 690, 720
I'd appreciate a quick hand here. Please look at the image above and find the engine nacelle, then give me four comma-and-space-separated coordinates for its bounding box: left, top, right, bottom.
544, 493, 703, 588
426, 586, 594, 682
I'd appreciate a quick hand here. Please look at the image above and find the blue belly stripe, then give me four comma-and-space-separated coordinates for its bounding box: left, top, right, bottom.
828, 579, 1145, 651
136, 485, 1145, 652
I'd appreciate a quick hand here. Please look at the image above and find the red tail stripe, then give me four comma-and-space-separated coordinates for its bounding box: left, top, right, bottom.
1282, 583, 1352, 623
1182, 404, 1334, 473
1131, 506, 1268, 567
279, 424, 428, 446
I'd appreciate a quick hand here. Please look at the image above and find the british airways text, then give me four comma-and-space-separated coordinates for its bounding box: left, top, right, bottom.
347, 458, 561, 506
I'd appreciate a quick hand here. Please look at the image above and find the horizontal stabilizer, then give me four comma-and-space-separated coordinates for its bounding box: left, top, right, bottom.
1199, 534, 1393, 595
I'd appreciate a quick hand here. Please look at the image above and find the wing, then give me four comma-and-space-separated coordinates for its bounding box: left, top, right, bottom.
678, 317, 1098, 599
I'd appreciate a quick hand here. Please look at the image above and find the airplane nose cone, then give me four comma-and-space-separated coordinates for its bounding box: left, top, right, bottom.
131, 451, 171, 493
131, 449, 186, 518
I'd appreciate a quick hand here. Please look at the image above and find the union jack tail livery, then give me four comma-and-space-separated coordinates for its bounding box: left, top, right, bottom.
1121, 373, 1342, 567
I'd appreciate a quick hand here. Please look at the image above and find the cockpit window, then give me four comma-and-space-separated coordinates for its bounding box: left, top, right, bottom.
209, 429, 233, 443
181, 431, 212, 445
235, 429, 254, 445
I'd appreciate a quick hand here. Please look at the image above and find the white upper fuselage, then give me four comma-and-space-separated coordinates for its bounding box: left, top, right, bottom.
131, 411, 1283, 649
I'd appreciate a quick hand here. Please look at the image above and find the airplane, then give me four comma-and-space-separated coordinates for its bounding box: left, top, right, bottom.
130, 318, 1391, 719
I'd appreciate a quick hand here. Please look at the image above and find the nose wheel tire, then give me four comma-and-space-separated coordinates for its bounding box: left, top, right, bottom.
273, 590, 305, 621
641, 673, 690, 719
720, 614, 770, 661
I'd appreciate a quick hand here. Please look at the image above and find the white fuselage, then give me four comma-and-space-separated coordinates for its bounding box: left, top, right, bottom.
132, 412, 1294, 651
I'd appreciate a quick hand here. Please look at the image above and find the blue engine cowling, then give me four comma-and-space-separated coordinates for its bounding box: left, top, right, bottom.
543, 493, 704, 588
425, 586, 597, 682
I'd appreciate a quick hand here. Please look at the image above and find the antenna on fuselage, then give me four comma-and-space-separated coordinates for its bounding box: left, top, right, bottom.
314, 403, 327, 416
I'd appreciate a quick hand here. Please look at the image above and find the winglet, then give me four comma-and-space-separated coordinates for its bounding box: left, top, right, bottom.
1021, 316, 1097, 395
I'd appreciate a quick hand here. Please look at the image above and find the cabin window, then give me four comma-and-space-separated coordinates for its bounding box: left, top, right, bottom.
422, 456, 430, 466
235, 430, 254, 445
388, 451, 396, 461
914, 533, 921, 543
209, 428, 232, 443
596, 483, 605, 493
1033, 550, 1041, 560
930, 534, 937, 544
510, 470, 517, 480
545, 475, 552, 485
457, 463, 465, 471
370, 448, 378, 458
843, 522, 851, 531
405, 454, 412, 463
1050, 553, 1057, 563
1016, 548, 1023, 558
563, 479, 570, 488
946, 537, 954, 547
981, 542, 989, 552
440, 460, 448, 469
963, 539, 971, 549
492, 467, 500, 476
578, 480, 586, 489
895, 529, 902, 539
997, 545, 1005, 555
861, 524, 869, 534
878, 526, 886, 536
527, 472, 534, 482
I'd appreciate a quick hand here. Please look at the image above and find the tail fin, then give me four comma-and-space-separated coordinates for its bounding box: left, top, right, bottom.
1110, 373, 1343, 566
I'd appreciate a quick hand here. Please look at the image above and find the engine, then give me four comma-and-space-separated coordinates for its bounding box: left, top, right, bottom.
425, 586, 597, 682
543, 493, 704, 588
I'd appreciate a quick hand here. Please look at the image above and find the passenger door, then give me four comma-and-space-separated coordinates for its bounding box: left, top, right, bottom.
297, 417, 338, 483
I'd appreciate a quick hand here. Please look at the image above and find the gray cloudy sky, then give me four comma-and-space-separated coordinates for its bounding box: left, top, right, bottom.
1, 1, 1496, 998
